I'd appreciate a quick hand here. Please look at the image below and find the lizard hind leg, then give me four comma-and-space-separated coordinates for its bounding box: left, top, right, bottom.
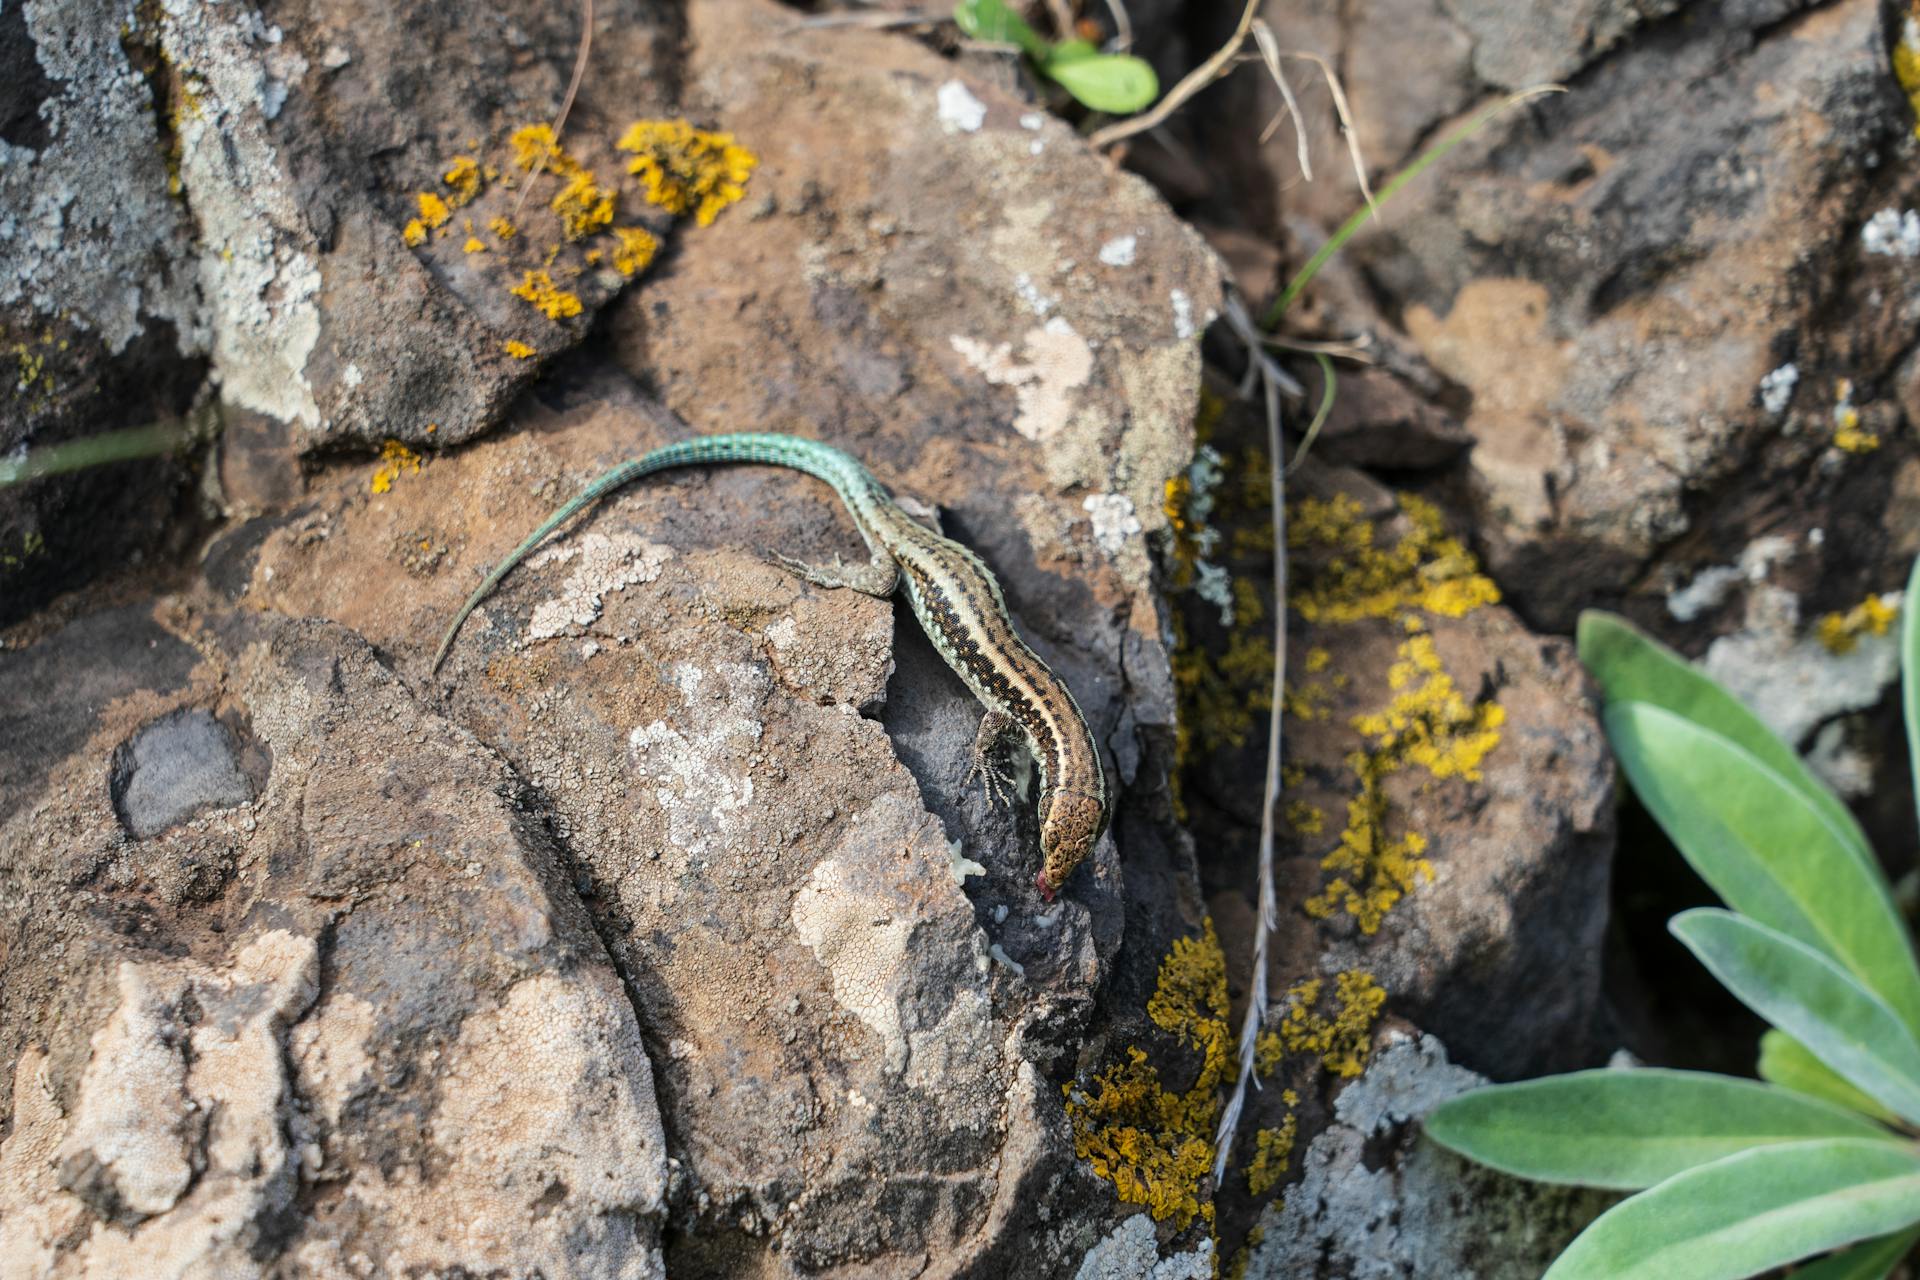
964, 708, 1019, 809
769, 548, 899, 598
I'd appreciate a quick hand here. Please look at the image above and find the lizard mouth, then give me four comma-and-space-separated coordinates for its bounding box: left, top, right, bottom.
1034, 870, 1056, 902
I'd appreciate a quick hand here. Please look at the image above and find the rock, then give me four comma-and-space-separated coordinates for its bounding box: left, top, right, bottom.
0, 0, 1233, 1272
1243, 1031, 1614, 1278
0, 615, 671, 1278
110, 709, 259, 840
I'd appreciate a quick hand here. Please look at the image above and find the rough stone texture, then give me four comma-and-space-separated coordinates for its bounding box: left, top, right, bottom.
1244, 1030, 1614, 1278
0, 614, 670, 1278
109, 708, 259, 839
0, 0, 1241, 1272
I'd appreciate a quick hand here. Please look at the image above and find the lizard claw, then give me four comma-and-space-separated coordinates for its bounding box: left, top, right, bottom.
964, 755, 1014, 809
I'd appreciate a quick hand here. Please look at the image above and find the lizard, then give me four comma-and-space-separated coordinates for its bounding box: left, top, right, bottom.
430, 431, 1108, 899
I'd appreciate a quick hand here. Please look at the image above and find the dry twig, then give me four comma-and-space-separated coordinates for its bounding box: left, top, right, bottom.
1087, 0, 1258, 148
511, 0, 596, 223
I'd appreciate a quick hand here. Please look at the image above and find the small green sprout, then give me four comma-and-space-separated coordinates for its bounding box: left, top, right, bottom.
952, 0, 1157, 115
1424, 556, 1920, 1280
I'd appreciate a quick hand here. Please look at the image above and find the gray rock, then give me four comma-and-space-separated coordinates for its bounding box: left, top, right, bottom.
110, 709, 257, 839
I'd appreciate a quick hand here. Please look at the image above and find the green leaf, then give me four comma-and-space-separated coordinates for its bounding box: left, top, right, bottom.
951, 0, 1049, 61
1671, 910, 1920, 1126
1042, 52, 1159, 114
1903, 555, 1920, 840
1045, 37, 1099, 62
1759, 1030, 1900, 1126
1578, 610, 1873, 869
1606, 701, 1920, 1037
1424, 1069, 1898, 1191
1542, 1138, 1920, 1280
1789, 1226, 1920, 1280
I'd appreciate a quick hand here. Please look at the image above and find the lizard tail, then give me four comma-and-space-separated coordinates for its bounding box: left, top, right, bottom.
429, 432, 871, 673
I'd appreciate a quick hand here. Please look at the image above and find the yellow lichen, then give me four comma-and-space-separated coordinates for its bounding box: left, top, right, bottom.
416, 191, 452, 231
462, 237, 487, 254
370, 439, 422, 494
510, 123, 575, 174
1352, 632, 1507, 783
489, 216, 518, 241
1290, 493, 1501, 624
503, 340, 536, 359
616, 119, 757, 226
1245, 1115, 1298, 1197
1284, 798, 1325, 837
1895, 8, 1920, 137
552, 169, 617, 241
1304, 784, 1431, 932
443, 155, 483, 206
1257, 971, 1386, 1079
1064, 920, 1231, 1230
510, 270, 583, 321
610, 226, 659, 277
1817, 594, 1898, 655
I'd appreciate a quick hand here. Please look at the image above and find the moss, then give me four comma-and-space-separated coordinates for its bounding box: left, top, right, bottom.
1817, 594, 1898, 655
1064, 919, 1231, 1231
511, 270, 584, 321
370, 439, 423, 494
616, 119, 758, 226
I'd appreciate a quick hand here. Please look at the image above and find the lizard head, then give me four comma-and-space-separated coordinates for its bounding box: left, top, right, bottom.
1036, 788, 1106, 900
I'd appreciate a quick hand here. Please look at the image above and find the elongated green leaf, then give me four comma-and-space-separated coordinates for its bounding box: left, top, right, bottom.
952, 0, 1050, 61
1424, 1069, 1897, 1191
1542, 1138, 1920, 1280
1579, 610, 1873, 867
1608, 702, 1920, 1036
1903, 556, 1919, 839
1759, 1030, 1900, 1126
1671, 910, 1920, 1125
1041, 52, 1158, 113
1789, 1226, 1920, 1280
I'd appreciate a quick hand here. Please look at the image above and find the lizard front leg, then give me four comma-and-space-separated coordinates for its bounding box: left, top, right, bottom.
963, 708, 1019, 808
769, 547, 899, 597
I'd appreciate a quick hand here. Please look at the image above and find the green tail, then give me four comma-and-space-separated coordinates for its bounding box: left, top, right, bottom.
430, 432, 872, 672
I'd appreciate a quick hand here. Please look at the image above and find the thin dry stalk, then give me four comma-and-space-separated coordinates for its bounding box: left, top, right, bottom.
1249, 20, 1308, 181
1280, 47, 1375, 222
1101, 0, 1134, 50
796, 9, 945, 27
511, 0, 596, 223
1087, 0, 1258, 148
1210, 292, 1290, 1184
1042, 0, 1077, 41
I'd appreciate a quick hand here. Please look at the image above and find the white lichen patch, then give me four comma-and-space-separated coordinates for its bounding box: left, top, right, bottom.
527, 533, 672, 641
937, 80, 988, 133
628, 661, 768, 856
288, 989, 379, 1128
300, 970, 668, 1280
1862, 208, 1920, 259
791, 858, 916, 1072
1098, 235, 1139, 268
1758, 362, 1799, 416
1701, 586, 1904, 747
1075, 1213, 1214, 1279
1664, 535, 1794, 622
1082, 493, 1142, 557
1247, 1033, 1602, 1278
1170, 288, 1196, 339
950, 318, 1095, 443
161, 3, 324, 426
43, 930, 319, 1279
0, 1046, 89, 1279
0, 1, 202, 352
